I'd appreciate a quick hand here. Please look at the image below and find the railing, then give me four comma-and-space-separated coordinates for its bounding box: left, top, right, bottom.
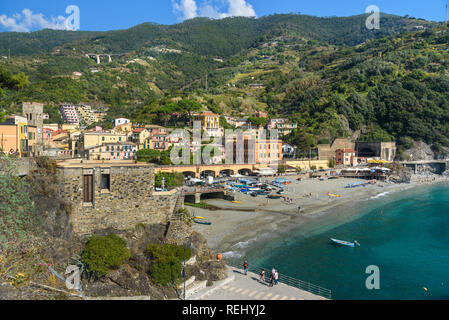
226, 259, 332, 300
182, 186, 225, 194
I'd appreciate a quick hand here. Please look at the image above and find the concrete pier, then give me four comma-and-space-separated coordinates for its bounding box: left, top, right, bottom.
188, 267, 329, 300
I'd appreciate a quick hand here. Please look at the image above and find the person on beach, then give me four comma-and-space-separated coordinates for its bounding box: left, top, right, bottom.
269, 273, 274, 287
243, 261, 249, 275
260, 269, 265, 282
274, 270, 279, 285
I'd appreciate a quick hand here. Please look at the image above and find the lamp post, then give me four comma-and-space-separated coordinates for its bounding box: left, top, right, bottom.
183, 242, 194, 300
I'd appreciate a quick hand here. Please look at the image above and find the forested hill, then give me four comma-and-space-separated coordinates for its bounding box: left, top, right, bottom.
1, 13, 449, 158
0, 13, 437, 57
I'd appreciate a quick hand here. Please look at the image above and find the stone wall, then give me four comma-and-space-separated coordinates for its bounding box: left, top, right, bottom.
57, 163, 180, 236
317, 138, 355, 160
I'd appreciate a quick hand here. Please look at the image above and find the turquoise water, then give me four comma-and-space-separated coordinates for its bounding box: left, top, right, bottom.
243, 183, 449, 300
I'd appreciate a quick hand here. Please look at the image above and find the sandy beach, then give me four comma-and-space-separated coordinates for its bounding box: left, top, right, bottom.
189, 174, 448, 257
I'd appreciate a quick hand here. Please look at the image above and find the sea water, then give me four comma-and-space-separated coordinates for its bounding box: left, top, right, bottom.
240, 183, 449, 300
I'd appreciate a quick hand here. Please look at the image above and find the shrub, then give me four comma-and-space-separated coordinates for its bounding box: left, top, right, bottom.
81, 234, 130, 278
0, 155, 38, 248
146, 243, 192, 286
155, 172, 185, 189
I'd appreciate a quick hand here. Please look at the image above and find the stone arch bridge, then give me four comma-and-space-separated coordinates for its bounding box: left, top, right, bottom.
155, 164, 270, 178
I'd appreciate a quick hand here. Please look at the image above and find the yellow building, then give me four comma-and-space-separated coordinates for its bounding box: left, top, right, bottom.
112, 122, 133, 135
80, 132, 128, 157
62, 124, 79, 132
194, 112, 222, 137
131, 128, 151, 150
76, 105, 97, 125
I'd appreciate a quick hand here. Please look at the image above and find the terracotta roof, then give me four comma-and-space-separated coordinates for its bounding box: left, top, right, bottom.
336, 148, 356, 153
133, 128, 146, 133
51, 130, 67, 136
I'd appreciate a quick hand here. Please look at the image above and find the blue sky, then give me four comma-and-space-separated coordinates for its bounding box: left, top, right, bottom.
0, 0, 448, 32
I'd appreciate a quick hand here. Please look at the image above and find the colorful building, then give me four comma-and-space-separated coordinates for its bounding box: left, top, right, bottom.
85, 142, 137, 160
335, 149, 357, 166
76, 105, 97, 126
131, 128, 151, 150
267, 119, 297, 137
113, 118, 130, 127
194, 112, 222, 137
0, 115, 30, 157
80, 132, 128, 157
60, 104, 80, 125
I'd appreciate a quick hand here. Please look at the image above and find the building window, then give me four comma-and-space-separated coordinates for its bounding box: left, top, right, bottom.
83, 175, 93, 203
102, 137, 105, 141
101, 173, 110, 191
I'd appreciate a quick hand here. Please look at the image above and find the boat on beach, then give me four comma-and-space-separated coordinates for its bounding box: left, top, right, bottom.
330, 238, 360, 247
194, 220, 212, 225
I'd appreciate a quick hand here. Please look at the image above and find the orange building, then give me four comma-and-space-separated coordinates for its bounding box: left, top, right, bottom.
0, 124, 19, 155
225, 135, 283, 165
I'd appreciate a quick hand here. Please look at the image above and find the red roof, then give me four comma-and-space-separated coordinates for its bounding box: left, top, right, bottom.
336, 148, 356, 153
133, 128, 146, 133
51, 130, 67, 136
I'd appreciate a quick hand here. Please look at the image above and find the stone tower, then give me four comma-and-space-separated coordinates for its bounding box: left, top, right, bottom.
22, 102, 44, 144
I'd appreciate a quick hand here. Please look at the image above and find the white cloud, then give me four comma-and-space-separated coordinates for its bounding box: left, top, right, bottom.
0, 8, 70, 32
173, 0, 257, 21
173, 0, 199, 20
221, 0, 256, 18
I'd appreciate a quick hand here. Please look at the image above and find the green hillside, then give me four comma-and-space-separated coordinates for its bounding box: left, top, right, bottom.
1, 13, 448, 158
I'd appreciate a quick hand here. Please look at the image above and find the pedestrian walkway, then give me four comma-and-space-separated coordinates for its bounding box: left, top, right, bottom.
189, 267, 327, 300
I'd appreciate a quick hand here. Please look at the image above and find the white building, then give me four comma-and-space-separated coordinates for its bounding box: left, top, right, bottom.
113, 118, 131, 127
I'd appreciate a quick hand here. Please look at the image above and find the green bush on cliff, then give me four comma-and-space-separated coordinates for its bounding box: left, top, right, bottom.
155, 172, 185, 189
146, 243, 192, 286
81, 234, 131, 278
0, 155, 39, 248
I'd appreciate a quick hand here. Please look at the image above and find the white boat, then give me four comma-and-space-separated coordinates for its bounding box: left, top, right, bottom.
330, 238, 359, 247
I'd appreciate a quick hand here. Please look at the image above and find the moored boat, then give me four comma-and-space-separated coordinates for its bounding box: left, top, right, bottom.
330, 238, 359, 247
194, 220, 212, 225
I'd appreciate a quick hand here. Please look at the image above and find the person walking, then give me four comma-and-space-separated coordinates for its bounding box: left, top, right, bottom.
269, 273, 274, 287
274, 270, 279, 285
243, 261, 249, 275
260, 269, 265, 283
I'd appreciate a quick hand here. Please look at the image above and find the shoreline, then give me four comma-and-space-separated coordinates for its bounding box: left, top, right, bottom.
190, 174, 449, 259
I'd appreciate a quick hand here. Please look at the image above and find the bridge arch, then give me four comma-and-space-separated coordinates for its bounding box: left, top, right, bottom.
220, 169, 234, 177
200, 170, 217, 178
182, 171, 197, 178
238, 168, 253, 176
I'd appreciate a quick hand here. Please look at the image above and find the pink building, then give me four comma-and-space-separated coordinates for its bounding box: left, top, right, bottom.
43, 128, 53, 141
59, 104, 80, 125
335, 149, 356, 166
150, 134, 171, 151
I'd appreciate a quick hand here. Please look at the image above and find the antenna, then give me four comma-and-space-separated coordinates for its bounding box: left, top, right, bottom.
444, 3, 447, 25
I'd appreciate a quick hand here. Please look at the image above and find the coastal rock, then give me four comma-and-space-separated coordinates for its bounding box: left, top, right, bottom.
0, 282, 22, 300
404, 141, 434, 161
83, 279, 133, 297
199, 260, 228, 281
107, 264, 162, 297
186, 232, 214, 260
